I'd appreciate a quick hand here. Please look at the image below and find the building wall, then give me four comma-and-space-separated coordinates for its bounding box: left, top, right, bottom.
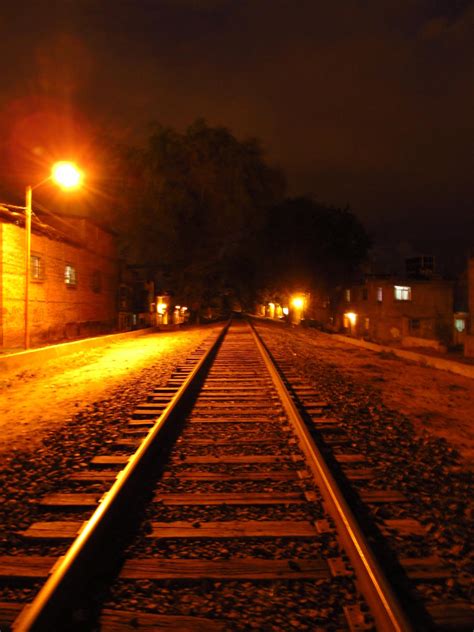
341, 279, 453, 346
468, 258, 474, 335
0, 222, 27, 347
465, 258, 474, 357
0, 220, 118, 348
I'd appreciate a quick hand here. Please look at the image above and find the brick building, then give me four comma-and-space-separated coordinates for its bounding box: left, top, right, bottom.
339, 276, 454, 350
0, 205, 119, 349
464, 257, 474, 357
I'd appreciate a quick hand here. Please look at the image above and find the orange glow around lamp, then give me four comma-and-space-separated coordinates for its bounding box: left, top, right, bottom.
24, 162, 83, 349
291, 296, 304, 310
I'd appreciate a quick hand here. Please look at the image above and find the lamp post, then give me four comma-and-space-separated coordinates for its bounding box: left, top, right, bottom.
24, 185, 33, 349
23, 162, 82, 349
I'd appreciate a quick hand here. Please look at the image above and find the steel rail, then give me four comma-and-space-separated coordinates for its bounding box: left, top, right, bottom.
12, 321, 230, 632
249, 321, 414, 632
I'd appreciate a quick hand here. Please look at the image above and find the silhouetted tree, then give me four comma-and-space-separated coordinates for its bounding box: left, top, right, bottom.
115, 119, 285, 313
257, 196, 371, 295
94, 129, 369, 318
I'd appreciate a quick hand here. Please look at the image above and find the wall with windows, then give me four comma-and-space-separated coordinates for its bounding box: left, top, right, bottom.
340, 278, 453, 347
0, 219, 118, 348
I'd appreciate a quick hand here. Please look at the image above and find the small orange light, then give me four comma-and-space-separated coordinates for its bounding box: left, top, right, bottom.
345, 312, 357, 325
291, 296, 304, 309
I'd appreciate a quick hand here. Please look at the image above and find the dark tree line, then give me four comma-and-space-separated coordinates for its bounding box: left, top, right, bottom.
259, 197, 371, 299
102, 119, 370, 315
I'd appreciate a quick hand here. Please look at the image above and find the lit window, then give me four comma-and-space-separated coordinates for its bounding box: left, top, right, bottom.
455, 319, 465, 333
65, 264, 77, 287
377, 287, 383, 302
91, 270, 102, 293
394, 285, 411, 301
365, 317, 370, 330
30, 254, 44, 281
345, 289, 351, 302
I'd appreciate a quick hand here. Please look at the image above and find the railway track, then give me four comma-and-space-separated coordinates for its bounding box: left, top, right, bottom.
0, 319, 470, 630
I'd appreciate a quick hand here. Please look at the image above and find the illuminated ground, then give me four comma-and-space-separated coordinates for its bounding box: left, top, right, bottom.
0, 322, 472, 469
256, 322, 474, 469
0, 327, 219, 456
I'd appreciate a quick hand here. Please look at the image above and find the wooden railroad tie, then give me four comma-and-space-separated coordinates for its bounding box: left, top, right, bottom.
381, 519, 427, 536
100, 609, 227, 631
188, 417, 283, 423
426, 601, 474, 630
177, 436, 295, 445
334, 454, 366, 463
19, 519, 321, 541
119, 558, 331, 580
147, 520, 319, 538
19, 521, 84, 539
153, 491, 318, 506
161, 469, 305, 481
0, 602, 23, 629
37, 490, 318, 508
171, 455, 300, 464
359, 490, 408, 503
69, 470, 120, 481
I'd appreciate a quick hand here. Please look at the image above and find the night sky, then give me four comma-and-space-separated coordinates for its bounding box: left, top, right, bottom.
1, 0, 473, 270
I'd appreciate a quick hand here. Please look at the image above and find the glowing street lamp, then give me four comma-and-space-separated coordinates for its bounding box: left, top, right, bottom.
24, 162, 83, 349
291, 296, 304, 310
290, 295, 306, 325
51, 161, 83, 189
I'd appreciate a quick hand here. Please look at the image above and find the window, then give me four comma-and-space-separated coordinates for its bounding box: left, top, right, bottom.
91, 270, 102, 293
454, 318, 465, 333
30, 254, 44, 281
364, 317, 370, 331
65, 264, 77, 287
345, 289, 351, 302
394, 285, 411, 301
376, 287, 383, 302
362, 287, 368, 300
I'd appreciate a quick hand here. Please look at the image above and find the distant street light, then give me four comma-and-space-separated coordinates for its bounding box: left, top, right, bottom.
290, 294, 306, 325
291, 296, 304, 309
24, 162, 83, 349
